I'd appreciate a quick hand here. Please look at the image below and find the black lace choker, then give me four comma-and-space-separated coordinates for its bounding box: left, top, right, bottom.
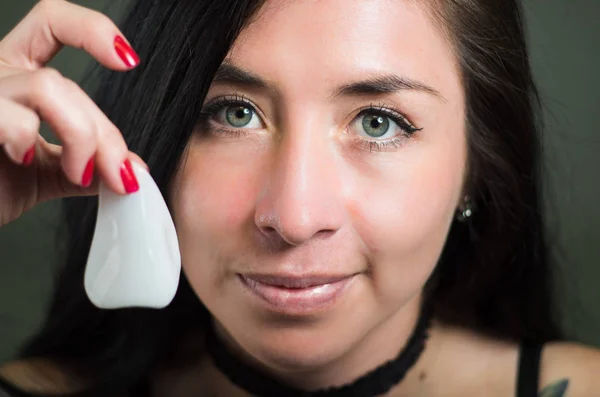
205, 305, 432, 397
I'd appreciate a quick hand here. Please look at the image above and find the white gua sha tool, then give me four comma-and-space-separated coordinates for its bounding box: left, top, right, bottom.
84, 162, 181, 309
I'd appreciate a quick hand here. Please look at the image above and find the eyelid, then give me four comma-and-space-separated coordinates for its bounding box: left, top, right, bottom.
354, 103, 421, 134
342, 103, 422, 153
199, 96, 422, 148
200, 94, 268, 127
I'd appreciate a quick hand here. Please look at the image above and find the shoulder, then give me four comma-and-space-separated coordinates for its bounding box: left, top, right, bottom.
426, 324, 521, 396
431, 325, 600, 397
0, 359, 87, 396
538, 341, 600, 396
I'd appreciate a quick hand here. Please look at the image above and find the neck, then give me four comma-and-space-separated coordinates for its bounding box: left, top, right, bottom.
152, 296, 445, 397
212, 294, 427, 394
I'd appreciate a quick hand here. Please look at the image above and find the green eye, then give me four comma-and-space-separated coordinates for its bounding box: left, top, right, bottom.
225, 105, 254, 127
361, 114, 390, 138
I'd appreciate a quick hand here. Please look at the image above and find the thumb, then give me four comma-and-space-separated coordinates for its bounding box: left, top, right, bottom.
36, 140, 98, 203
36, 140, 149, 204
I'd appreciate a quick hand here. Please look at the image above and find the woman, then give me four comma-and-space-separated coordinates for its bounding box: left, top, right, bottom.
0, 0, 598, 396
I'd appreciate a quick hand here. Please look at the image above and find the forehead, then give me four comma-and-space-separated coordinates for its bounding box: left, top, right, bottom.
226, 0, 461, 100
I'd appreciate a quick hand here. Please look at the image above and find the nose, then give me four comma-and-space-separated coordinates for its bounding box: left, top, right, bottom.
254, 118, 344, 247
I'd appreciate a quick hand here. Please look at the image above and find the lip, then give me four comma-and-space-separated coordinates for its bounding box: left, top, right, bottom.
238, 273, 355, 315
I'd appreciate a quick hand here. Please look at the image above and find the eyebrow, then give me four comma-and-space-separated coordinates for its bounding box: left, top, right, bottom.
333, 75, 445, 101
212, 62, 445, 101
213, 63, 271, 90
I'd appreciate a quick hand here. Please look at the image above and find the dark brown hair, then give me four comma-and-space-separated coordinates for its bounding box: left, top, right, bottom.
425, 0, 561, 341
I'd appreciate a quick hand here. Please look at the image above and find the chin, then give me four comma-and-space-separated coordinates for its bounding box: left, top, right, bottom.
231, 302, 378, 374
206, 273, 380, 373
245, 325, 353, 373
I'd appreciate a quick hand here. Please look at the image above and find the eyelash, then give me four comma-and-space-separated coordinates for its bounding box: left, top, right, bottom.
198, 95, 422, 152
351, 104, 421, 152
199, 94, 250, 117
197, 94, 256, 139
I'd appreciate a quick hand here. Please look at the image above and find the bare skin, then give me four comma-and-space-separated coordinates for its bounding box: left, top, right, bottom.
0, 1, 599, 397
148, 325, 600, 397
0, 0, 147, 227
1, 327, 599, 396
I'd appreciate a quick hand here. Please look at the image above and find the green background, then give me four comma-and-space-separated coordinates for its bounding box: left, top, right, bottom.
0, 0, 599, 362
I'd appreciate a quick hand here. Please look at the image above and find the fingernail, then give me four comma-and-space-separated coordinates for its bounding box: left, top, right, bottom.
22, 146, 35, 166
114, 35, 140, 68
81, 157, 95, 188
120, 159, 139, 194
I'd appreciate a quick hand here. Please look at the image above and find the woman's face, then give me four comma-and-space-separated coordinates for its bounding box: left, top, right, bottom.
172, 0, 466, 374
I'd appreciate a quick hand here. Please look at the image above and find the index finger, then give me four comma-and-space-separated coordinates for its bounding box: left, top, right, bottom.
0, 0, 139, 71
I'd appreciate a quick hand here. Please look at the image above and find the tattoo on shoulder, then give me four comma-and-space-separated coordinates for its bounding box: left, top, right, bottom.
539, 379, 569, 397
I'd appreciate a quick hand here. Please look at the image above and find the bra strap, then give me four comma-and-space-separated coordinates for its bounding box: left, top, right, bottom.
516, 341, 542, 397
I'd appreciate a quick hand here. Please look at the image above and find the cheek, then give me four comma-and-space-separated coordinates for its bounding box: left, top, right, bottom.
170, 138, 263, 281
348, 134, 467, 300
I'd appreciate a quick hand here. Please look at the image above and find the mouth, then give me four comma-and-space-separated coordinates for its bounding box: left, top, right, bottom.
238, 273, 356, 315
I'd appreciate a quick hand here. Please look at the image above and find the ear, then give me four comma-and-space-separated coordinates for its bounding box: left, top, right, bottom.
456, 195, 475, 222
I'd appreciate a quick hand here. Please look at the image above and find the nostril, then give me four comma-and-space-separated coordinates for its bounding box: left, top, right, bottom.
254, 207, 343, 247
314, 229, 336, 239
257, 225, 290, 251
260, 226, 277, 236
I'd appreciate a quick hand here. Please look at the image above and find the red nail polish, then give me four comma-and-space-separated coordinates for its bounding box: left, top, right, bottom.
81, 158, 95, 188
120, 159, 139, 194
22, 146, 35, 166
114, 35, 140, 68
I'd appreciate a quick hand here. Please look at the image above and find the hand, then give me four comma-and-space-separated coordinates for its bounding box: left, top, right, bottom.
0, 0, 147, 226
